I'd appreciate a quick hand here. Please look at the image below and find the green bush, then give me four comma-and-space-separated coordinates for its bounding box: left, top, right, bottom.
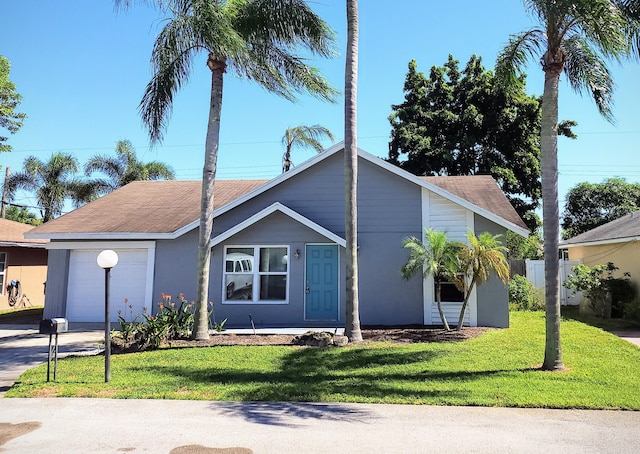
509, 275, 537, 311
624, 298, 640, 323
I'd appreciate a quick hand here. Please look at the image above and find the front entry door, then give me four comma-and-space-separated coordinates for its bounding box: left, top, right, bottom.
305, 244, 339, 321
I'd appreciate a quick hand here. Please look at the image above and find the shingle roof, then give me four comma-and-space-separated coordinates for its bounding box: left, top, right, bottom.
28, 180, 268, 236
421, 175, 528, 230
562, 210, 640, 246
0, 218, 48, 246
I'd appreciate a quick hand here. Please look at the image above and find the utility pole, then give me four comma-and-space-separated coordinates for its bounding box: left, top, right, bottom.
1, 167, 10, 219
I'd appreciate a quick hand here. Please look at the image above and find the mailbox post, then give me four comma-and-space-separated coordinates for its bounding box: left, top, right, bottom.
39, 318, 68, 382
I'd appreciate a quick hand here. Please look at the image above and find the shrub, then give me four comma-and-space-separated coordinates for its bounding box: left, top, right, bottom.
509, 275, 535, 311
624, 298, 640, 324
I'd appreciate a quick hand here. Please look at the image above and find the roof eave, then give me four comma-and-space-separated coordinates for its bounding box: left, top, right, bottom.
561, 236, 640, 248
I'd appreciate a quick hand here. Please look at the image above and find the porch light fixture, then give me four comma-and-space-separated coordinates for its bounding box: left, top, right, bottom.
97, 249, 118, 383
294, 249, 300, 259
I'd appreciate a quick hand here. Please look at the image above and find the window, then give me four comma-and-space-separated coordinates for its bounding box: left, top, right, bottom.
0, 252, 6, 296
435, 281, 464, 302
224, 246, 288, 303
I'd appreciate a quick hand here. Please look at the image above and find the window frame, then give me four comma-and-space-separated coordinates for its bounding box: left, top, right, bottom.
222, 245, 290, 305
0, 252, 7, 296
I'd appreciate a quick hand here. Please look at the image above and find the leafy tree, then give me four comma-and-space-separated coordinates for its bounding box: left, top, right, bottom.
84, 139, 175, 196
401, 228, 461, 331
496, 0, 640, 371
6, 153, 90, 222
506, 230, 543, 260
117, 0, 336, 340
562, 178, 640, 239
5, 205, 42, 226
0, 56, 26, 153
388, 55, 544, 229
455, 231, 510, 331
281, 125, 334, 172
345, 0, 363, 342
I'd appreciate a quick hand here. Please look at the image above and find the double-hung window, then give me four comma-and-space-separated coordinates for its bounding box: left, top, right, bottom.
0, 252, 6, 296
223, 246, 288, 303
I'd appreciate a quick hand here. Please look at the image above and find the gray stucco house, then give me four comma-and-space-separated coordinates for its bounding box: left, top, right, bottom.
27, 144, 528, 328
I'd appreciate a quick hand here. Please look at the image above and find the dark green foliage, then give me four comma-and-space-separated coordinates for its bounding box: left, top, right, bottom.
506, 230, 543, 260
624, 298, 640, 324
388, 55, 544, 229
509, 274, 545, 311
562, 178, 640, 239
5, 205, 41, 226
0, 56, 26, 153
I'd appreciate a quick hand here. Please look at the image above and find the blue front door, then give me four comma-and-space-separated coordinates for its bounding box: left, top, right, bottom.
305, 244, 339, 321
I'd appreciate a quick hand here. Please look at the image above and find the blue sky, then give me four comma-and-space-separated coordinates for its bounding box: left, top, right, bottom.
2, 1, 640, 217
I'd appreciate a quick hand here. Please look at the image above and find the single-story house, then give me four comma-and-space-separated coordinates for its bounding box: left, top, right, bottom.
27, 144, 528, 328
0, 218, 48, 310
562, 210, 640, 293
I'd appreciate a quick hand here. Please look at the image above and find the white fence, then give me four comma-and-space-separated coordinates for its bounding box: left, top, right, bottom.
525, 259, 582, 306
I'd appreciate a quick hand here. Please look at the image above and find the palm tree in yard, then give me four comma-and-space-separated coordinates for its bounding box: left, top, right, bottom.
116, 0, 336, 340
84, 139, 175, 196
401, 228, 461, 331
496, 0, 640, 370
281, 125, 334, 172
455, 231, 510, 332
344, 0, 362, 342
7, 152, 88, 222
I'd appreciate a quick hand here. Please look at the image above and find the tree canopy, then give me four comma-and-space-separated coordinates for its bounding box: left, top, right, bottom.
0, 56, 26, 153
562, 178, 640, 239
281, 125, 334, 172
388, 55, 544, 229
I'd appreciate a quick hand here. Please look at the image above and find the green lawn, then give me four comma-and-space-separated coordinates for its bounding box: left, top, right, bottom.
7, 311, 640, 409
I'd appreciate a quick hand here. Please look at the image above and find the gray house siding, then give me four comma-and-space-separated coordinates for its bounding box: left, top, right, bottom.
43, 249, 70, 319
153, 229, 199, 306
474, 214, 510, 328
210, 211, 345, 328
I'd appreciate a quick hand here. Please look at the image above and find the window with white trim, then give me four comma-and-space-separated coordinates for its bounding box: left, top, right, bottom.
0, 252, 6, 296
223, 246, 288, 303
435, 280, 464, 302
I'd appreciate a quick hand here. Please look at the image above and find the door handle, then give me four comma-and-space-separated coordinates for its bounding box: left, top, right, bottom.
305, 287, 310, 294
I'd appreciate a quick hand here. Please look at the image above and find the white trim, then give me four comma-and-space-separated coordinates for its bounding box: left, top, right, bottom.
221, 245, 290, 305
28, 232, 178, 240
45, 241, 156, 250
210, 202, 346, 248
0, 251, 6, 296
561, 237, 639, 248
0, 241, 48, 248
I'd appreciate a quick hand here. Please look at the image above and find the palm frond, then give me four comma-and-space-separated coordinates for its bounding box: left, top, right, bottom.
563, 34, 616, 123
495, 29, 545, 89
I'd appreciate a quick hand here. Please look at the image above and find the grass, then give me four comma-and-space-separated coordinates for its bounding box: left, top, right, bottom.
0, 306, 43, 322
6, 311, 640, 409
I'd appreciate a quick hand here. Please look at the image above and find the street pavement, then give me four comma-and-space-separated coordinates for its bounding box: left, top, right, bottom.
1, 323, 640, 453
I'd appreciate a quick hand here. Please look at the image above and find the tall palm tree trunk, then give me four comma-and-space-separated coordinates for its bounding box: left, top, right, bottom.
193, 56, 225, 340
344, 0, 362, 342
541, 57, 564, 370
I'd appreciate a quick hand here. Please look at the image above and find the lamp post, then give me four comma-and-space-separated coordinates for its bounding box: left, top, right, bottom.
97, 249, 118, 383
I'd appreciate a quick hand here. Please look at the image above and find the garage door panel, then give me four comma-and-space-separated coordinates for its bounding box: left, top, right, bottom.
67, 249, 148, 323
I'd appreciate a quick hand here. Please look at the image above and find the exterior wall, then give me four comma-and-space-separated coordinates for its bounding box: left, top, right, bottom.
153, 229, 200, 308
42, 249, 70, 319
0, 246, 48, 310
567, 242, 640, 292
474, 215, 509, 328
210, 211, 344, 328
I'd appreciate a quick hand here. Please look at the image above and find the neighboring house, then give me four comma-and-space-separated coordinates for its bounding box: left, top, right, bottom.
26, 144, 528, 328
562, 210, 640, 293
0, 218, 48, 310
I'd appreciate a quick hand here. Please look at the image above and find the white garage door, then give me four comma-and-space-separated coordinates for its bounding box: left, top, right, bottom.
67, 249, 148, 322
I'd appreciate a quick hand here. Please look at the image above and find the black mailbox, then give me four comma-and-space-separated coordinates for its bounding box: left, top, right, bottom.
39, 318, 69, 334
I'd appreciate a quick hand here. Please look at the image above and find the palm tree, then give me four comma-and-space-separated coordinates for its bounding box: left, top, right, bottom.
6, 153, 87, 222
455, 231, 510, 332
344, 0, 363, 342
84, 139, 175, 196
496, 0, 640, 370
116, 0, 336, 340
281, 125, 334, 172
401, 228, 461, 331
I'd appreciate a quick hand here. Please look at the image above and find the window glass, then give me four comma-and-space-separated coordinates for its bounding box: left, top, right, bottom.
223, 246, 288, 303
437, 281, 464, 302
260, 275, 287, 300
259, 247, 287, 273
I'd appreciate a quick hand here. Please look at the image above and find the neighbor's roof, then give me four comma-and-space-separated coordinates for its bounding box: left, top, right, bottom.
562, 210, 640, 247
0, 218, 48, 247
27, 180, 267, 239
422, 175, 528, 230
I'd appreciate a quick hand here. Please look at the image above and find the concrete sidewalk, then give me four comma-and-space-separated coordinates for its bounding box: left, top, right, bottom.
1, 399, 640, 453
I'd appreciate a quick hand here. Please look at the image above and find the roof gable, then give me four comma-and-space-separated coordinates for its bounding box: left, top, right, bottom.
562, 211, 640, 247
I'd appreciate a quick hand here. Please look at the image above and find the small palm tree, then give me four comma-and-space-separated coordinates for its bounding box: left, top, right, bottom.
496, 0, 640, 371
117, 0, 336, 340
281, 125, 334, 172
84, 139, 175, 195
401, 228, 461, 331
455, 231, 510, 332
7, 153, 88, 222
